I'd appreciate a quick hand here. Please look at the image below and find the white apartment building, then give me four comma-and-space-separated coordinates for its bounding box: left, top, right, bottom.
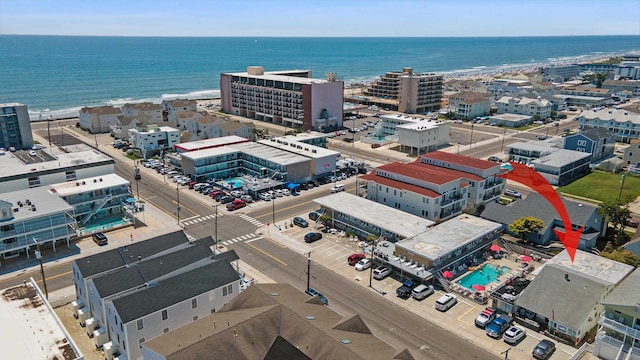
220, 66, 344, 131
121, 102, 163, 123
129, 125, 180, 159
602, 80, 640, 97
577, 108, 640, 143
160, 99, 197, 118
0, 102, 34, 150
358, 67, 443, 114
375, 114, 450, 153
496, 96, 552, 119
79, 106, 123, 133
184, 115, 255, 141
448, 92, 491, 119
0, 144, 115, 192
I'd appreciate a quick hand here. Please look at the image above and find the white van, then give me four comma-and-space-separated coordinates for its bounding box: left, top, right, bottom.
330, 184, 345, 193
435, 293, 457, 312
411, 284, 434, 300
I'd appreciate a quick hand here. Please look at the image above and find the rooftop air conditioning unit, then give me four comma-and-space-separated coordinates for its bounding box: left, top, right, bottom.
71, 299, 84, 318
103, 341, 119, 360
85, 318, 98, 337
94, 327, 109, 349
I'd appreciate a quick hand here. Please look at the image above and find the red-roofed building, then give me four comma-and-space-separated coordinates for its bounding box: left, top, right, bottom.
362, 153, 504, 221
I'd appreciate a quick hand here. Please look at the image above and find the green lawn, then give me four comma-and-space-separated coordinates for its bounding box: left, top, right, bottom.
558, 171, 640, 204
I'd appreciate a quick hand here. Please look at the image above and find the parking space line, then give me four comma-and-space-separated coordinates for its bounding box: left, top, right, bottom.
245, 237, 263, 244
457, 304, 477, 321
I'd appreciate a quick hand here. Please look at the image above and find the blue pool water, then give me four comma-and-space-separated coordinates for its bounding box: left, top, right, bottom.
456, 264, 511, 290
218, 177, 245, 189
83, 217, 128, 233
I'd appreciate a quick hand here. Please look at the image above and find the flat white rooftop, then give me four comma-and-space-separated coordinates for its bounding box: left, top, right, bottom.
0, 144, 114, 179
227, 70, 330, 85
381, 113, 437, 124
279, 132, 329, 142
259, 138, 339, 159
180, 146, 239, 161
534, 249, 634, 286
174, 136, 249, 152
0, 282, 81, 360
313, 192, 435, 239
0, 187, 73, 222
491, 113, 531, 121
396, 214, 502, 261
49, 173, 129, 197
230, 142, 311, 166
130, 126, 178, 134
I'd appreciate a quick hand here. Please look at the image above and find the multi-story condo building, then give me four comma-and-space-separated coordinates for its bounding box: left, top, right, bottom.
577, 108, 640, 143
602, 79, 640, 97
0, 143, 115, 192
593, 268, 640, 360
371, 114, 450, 154
563, 127, 615, 162
129, 125, 180, 159
555, 86, 612, 108
496, 96, 552, 119
79, 106, 123, 134
448, 92, 491, 119
0, 187, 75, 261
362, 153, 503, 221
539, 64, 582, 82
623, 140, 640, 169
160, 99, 197, 115
355, 67, 442, 114
121, 102, 163, 123
0, 103, 34, 150
220, 66, 343, 131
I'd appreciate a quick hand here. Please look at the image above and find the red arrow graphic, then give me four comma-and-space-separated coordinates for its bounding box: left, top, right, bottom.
497, 162, 582, 262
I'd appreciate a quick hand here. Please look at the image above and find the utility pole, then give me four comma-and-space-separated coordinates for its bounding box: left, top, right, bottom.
500, 347, 511, 360
47, 118, 51, 146
369, 237, 376, 288
33, 238, 48, 299
307, 252, 311, 292
618, 173, 627, 201
213, 204, 219, 255
176, 183, 181, 227
272, 192, 276, 228
500, 128, 506, 154
469, 124, 474, 148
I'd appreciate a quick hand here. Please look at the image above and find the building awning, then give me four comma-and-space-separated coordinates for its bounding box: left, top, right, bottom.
287, 183, 301, 190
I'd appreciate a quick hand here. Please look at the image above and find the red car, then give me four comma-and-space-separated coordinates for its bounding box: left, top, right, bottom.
348, 253, 366, 266
226, 199, 246, 211
209, 190, 225, 198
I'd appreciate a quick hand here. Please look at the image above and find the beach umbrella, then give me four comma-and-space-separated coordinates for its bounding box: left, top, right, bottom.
472, 284, 486, 291
519, 255, 533, 262
490, 244, 502, 252
442, 270, 454, 279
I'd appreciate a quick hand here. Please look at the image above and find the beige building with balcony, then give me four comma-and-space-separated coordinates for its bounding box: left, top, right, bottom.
448, 92, 491, 119
348, 67, 443, 114
220, 66, 343, 131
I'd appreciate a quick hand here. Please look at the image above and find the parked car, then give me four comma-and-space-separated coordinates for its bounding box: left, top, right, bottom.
504, 189, 522, 198
486, 316, 512, 339
209, 190, 225, 198
330, 184, 345, 193
92, 232, 108, 246
226, 199, 247, 211
371, 143, 381, 149
435, 293, 457, 312
304, 232, 322, 243
488, 156, 502, 162
411, 284, 434, 300
309, 209, 325, 221
347, 253, 366, 266
503, 325, 526, 345
240, 195, 253, 203
305, 287, 328, 305
259, 192, 272, 201
354, 258, 372, 271
219, 195, 234, 204
532, 339, 556, 359
475, 307, 497, 329
282, 188, 291, 196
230, 190, 244, 198
293, 217, 309, 228
373, 266, 391, 280
396, 279, 417, 299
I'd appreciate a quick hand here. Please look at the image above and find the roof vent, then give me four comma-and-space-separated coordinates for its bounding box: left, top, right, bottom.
305, 316, 316, 320
269, 292, 279, 296
99, 178, 103, 182
93, 179, 97, 183
76, 182, 80, 186
82, 181, 86, 185
341, 339, 352, 344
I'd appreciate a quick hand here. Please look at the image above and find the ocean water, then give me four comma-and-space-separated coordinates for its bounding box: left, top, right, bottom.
0, 35, 638, 119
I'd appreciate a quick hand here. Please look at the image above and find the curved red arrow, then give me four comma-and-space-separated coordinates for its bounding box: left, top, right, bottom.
497, 162, 582, 262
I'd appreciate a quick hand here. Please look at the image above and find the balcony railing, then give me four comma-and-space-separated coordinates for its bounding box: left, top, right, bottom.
600, 314, 640, 340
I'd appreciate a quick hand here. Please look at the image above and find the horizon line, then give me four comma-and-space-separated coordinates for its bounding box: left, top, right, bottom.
2, 34, 640, 39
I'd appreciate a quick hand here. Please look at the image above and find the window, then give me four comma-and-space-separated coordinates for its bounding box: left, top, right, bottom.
137, 319, 143, 330
577, 140, 587, 146
139, 338, 145, 349
223, 284, 233, 296
162, 309, 167, 320
192, 298, 197, 308
163, 328, 169, 334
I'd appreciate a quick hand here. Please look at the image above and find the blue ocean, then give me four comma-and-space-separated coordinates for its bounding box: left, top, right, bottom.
0, 35, 638, 119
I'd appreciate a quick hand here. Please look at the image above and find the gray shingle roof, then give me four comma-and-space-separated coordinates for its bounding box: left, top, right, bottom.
480, 193, 597, 233
74, 230, 189, 278
112, 260, 239, 324
601, 268, 640, 307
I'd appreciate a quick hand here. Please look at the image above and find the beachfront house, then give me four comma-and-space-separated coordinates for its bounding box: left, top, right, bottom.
79, 106, 123, 134
577, 108, 640, 143
121, 102, 163, 123
496, 96, 552, 120
448, 92, 491, 119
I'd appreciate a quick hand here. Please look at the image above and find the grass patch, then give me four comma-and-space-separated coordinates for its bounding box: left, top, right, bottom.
514, 124, 543, 131
125, 153, 143, 161
558, 171, 640, 203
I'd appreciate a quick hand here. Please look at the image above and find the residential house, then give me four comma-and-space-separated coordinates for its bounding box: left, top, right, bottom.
593, 268, 640, 360
563, 127, 615, 162
161, 99, 197, 122
111, 113, 152, 140
496, 96, 552, 119
168, 110, 204, 129
448, 92, 491, 120
121, 102, 163, 123
623, 140, 640, 169
142, 283, 415, 360
480, 193, 604, 249
79, 106, 123, 133
577, 108, 640, 143
515, 250, 633, 346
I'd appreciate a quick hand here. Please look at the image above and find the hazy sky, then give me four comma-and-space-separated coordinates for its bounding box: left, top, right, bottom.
1, 0, 639, 37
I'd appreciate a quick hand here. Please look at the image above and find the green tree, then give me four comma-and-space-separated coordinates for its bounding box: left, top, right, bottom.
601, 248, 639, 267
318, 213, 332, 228
508, 217, 544, 241
598, 199, 632, 245
252, 127, 269, 140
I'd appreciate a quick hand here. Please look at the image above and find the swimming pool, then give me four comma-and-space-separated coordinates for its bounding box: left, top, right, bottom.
218, 177, 245, 189
456, 264, 511, 290
83, 217, 128, 233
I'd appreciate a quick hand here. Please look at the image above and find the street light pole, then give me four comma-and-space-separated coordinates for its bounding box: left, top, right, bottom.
369, 237, 376, 288
618, 173, 627, 201
33, 238, 48, 299
469, 124, 474, 148
213, 204, 219, 255
500, 128, 506, 154
307, 252, 311, 291
176, 183, 181, 227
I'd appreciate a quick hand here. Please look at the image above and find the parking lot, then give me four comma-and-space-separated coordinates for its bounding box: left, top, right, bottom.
271, 214, 580, 360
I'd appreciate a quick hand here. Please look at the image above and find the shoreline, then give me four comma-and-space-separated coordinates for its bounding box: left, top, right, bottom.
28, 50, 639, 121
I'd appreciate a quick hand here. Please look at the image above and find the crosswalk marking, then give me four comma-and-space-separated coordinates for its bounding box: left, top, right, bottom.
239, 214, 264, 227
221, 233, 261, 246
181, 213, 223, 226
